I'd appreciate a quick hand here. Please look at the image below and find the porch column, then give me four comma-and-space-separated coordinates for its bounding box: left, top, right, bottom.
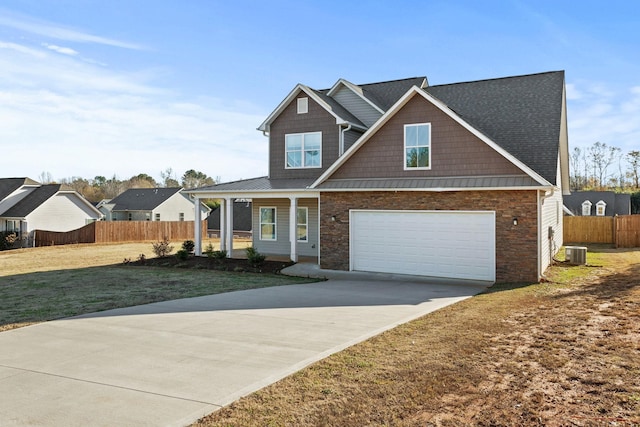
289, 197, 298, 262
219, 198, 227, 252
225, 198, 234, 258
194, 196, 202, 256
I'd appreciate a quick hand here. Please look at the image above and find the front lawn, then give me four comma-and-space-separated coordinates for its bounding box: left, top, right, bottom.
0, 242, 317, 331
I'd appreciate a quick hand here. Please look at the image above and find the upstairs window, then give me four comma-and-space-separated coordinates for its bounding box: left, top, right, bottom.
297, 97, 308, 114
596, 200, 607, 216
581, 200, 592, 216
286, 132, 322, 169
404, 123, 431, 169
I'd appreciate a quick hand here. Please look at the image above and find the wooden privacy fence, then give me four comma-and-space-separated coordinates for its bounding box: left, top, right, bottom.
563, 215, 640, 248
35, 220, 207, 247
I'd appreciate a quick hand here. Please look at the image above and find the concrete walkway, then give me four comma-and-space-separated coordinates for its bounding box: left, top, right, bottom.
0, 274, 488, 427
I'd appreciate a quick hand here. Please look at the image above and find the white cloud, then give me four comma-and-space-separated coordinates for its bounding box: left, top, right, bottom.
567, 80, 640, 155
0, 9, 144, 50
43, 43, 78, 56
0, 39, 268, 183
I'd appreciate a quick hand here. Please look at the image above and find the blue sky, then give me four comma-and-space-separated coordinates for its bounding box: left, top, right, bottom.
0, 0, 638, 183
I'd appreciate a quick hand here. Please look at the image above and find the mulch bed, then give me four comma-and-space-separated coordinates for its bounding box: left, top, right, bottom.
127, 254, 294, 275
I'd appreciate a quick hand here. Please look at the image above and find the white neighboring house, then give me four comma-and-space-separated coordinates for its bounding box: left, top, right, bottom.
0, 177, 103, 244
98, 187, 210, 222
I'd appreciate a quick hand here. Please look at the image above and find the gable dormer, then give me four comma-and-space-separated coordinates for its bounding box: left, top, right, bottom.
326, 79, 384, 127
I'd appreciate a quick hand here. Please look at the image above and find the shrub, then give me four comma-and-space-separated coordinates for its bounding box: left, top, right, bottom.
245, 246, 266, 267
151, 237, 174, 258
204, 243, 215, 258
182, 240, 195, 253
0, 232, 17, 251
175, 249, 189, 261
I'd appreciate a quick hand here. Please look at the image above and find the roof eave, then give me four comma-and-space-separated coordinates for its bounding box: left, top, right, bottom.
311, 86, 554, 189
257, 84, 354, 133
326, 79, 386, 114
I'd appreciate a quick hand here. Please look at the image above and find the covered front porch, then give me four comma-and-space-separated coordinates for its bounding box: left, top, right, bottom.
188, 178, 320, 264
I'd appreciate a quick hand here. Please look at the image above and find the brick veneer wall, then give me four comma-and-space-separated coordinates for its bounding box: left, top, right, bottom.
320, 190, 539, 283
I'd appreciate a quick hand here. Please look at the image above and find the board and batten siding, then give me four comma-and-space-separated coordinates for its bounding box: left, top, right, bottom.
332, 86, 382, 127
252, 198, 319, 257
26, 194, 99, 232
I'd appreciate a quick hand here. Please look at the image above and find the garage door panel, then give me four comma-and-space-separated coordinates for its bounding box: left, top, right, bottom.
351, 210, 495, 281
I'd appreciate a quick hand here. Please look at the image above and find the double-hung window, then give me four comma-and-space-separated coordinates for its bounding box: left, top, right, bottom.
404, 123, 431, 169
260, 207, 277, 241
297, 207, 308, 242
286, 132, 322, 169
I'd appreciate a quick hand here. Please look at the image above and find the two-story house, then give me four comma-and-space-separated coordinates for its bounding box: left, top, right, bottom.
187, 71, 569, 283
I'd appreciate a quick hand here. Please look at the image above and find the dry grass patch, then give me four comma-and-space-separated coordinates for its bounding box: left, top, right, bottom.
195, 246, 640, 426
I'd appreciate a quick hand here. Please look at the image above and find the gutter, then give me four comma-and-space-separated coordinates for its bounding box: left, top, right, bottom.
339, 123, 352, 156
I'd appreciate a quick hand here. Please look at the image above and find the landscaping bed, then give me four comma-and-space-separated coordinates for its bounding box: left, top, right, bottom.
128, 255, 294, 274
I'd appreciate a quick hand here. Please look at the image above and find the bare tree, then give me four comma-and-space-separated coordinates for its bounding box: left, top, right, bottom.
160, 168, 179, 187
627, 150, 640, 189
588, 142, 620, 189
38, 171, 54, 184
570, 147, 583, 190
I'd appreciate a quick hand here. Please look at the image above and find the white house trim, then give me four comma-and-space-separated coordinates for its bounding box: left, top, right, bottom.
326, 79, 386, 114
258, 84, 361, 132
311, 86, 553, 189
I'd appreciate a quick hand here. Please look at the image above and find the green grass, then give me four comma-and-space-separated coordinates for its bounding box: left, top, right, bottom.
0, 265, 318, 327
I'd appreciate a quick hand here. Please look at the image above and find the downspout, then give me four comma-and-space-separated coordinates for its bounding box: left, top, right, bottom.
339, 123, 352, 156
262, 130, 270, 178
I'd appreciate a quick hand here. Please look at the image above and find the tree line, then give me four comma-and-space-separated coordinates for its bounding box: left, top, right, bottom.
571, 142, 640, 214
39, 168, 218, 204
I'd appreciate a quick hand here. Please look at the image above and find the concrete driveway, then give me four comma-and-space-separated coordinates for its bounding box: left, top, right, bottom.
0, 277, 487, 427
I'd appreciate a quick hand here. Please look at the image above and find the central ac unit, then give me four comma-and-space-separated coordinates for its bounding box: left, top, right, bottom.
565, 246, 587, 265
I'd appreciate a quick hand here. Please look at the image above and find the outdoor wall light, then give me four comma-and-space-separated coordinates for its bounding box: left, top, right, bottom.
331, 215, 336, 222
512, 217, 518, 226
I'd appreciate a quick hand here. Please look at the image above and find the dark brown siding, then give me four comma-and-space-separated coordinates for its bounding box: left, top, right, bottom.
320, 190, 539, 283
269, 91, 340, 180
331, 95, 523, 179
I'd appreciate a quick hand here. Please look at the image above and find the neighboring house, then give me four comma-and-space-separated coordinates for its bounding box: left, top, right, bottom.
0, 177, 102, 244
187, 71, 569, 283
563, 191, 631, 217
207, 201, 252, 236
99, 187, 210, 222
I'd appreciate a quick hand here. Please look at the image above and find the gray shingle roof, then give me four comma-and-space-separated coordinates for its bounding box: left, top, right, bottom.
1, 184, 63, 218
563, 191, 631, 216
108, 187, 183, 211
0, 177, 39, 201
425, 71, 565, 185
316, 175, 540, 190
312, 89, 366, 128
360, 77, 427, 111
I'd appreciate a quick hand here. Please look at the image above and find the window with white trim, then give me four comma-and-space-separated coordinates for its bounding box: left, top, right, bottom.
260, 207, 277, 241
179, 212, 185, 221
155, 213, 161, 221
286, 132, 321, 168
297, 207, 308, 242
596, 200, 606, 216
297, 97, 308, 114
581, 200, 592, 216
404, 123, 431, 169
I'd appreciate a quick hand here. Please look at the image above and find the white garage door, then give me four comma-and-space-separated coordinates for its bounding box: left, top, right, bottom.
350, 210, 495, 282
